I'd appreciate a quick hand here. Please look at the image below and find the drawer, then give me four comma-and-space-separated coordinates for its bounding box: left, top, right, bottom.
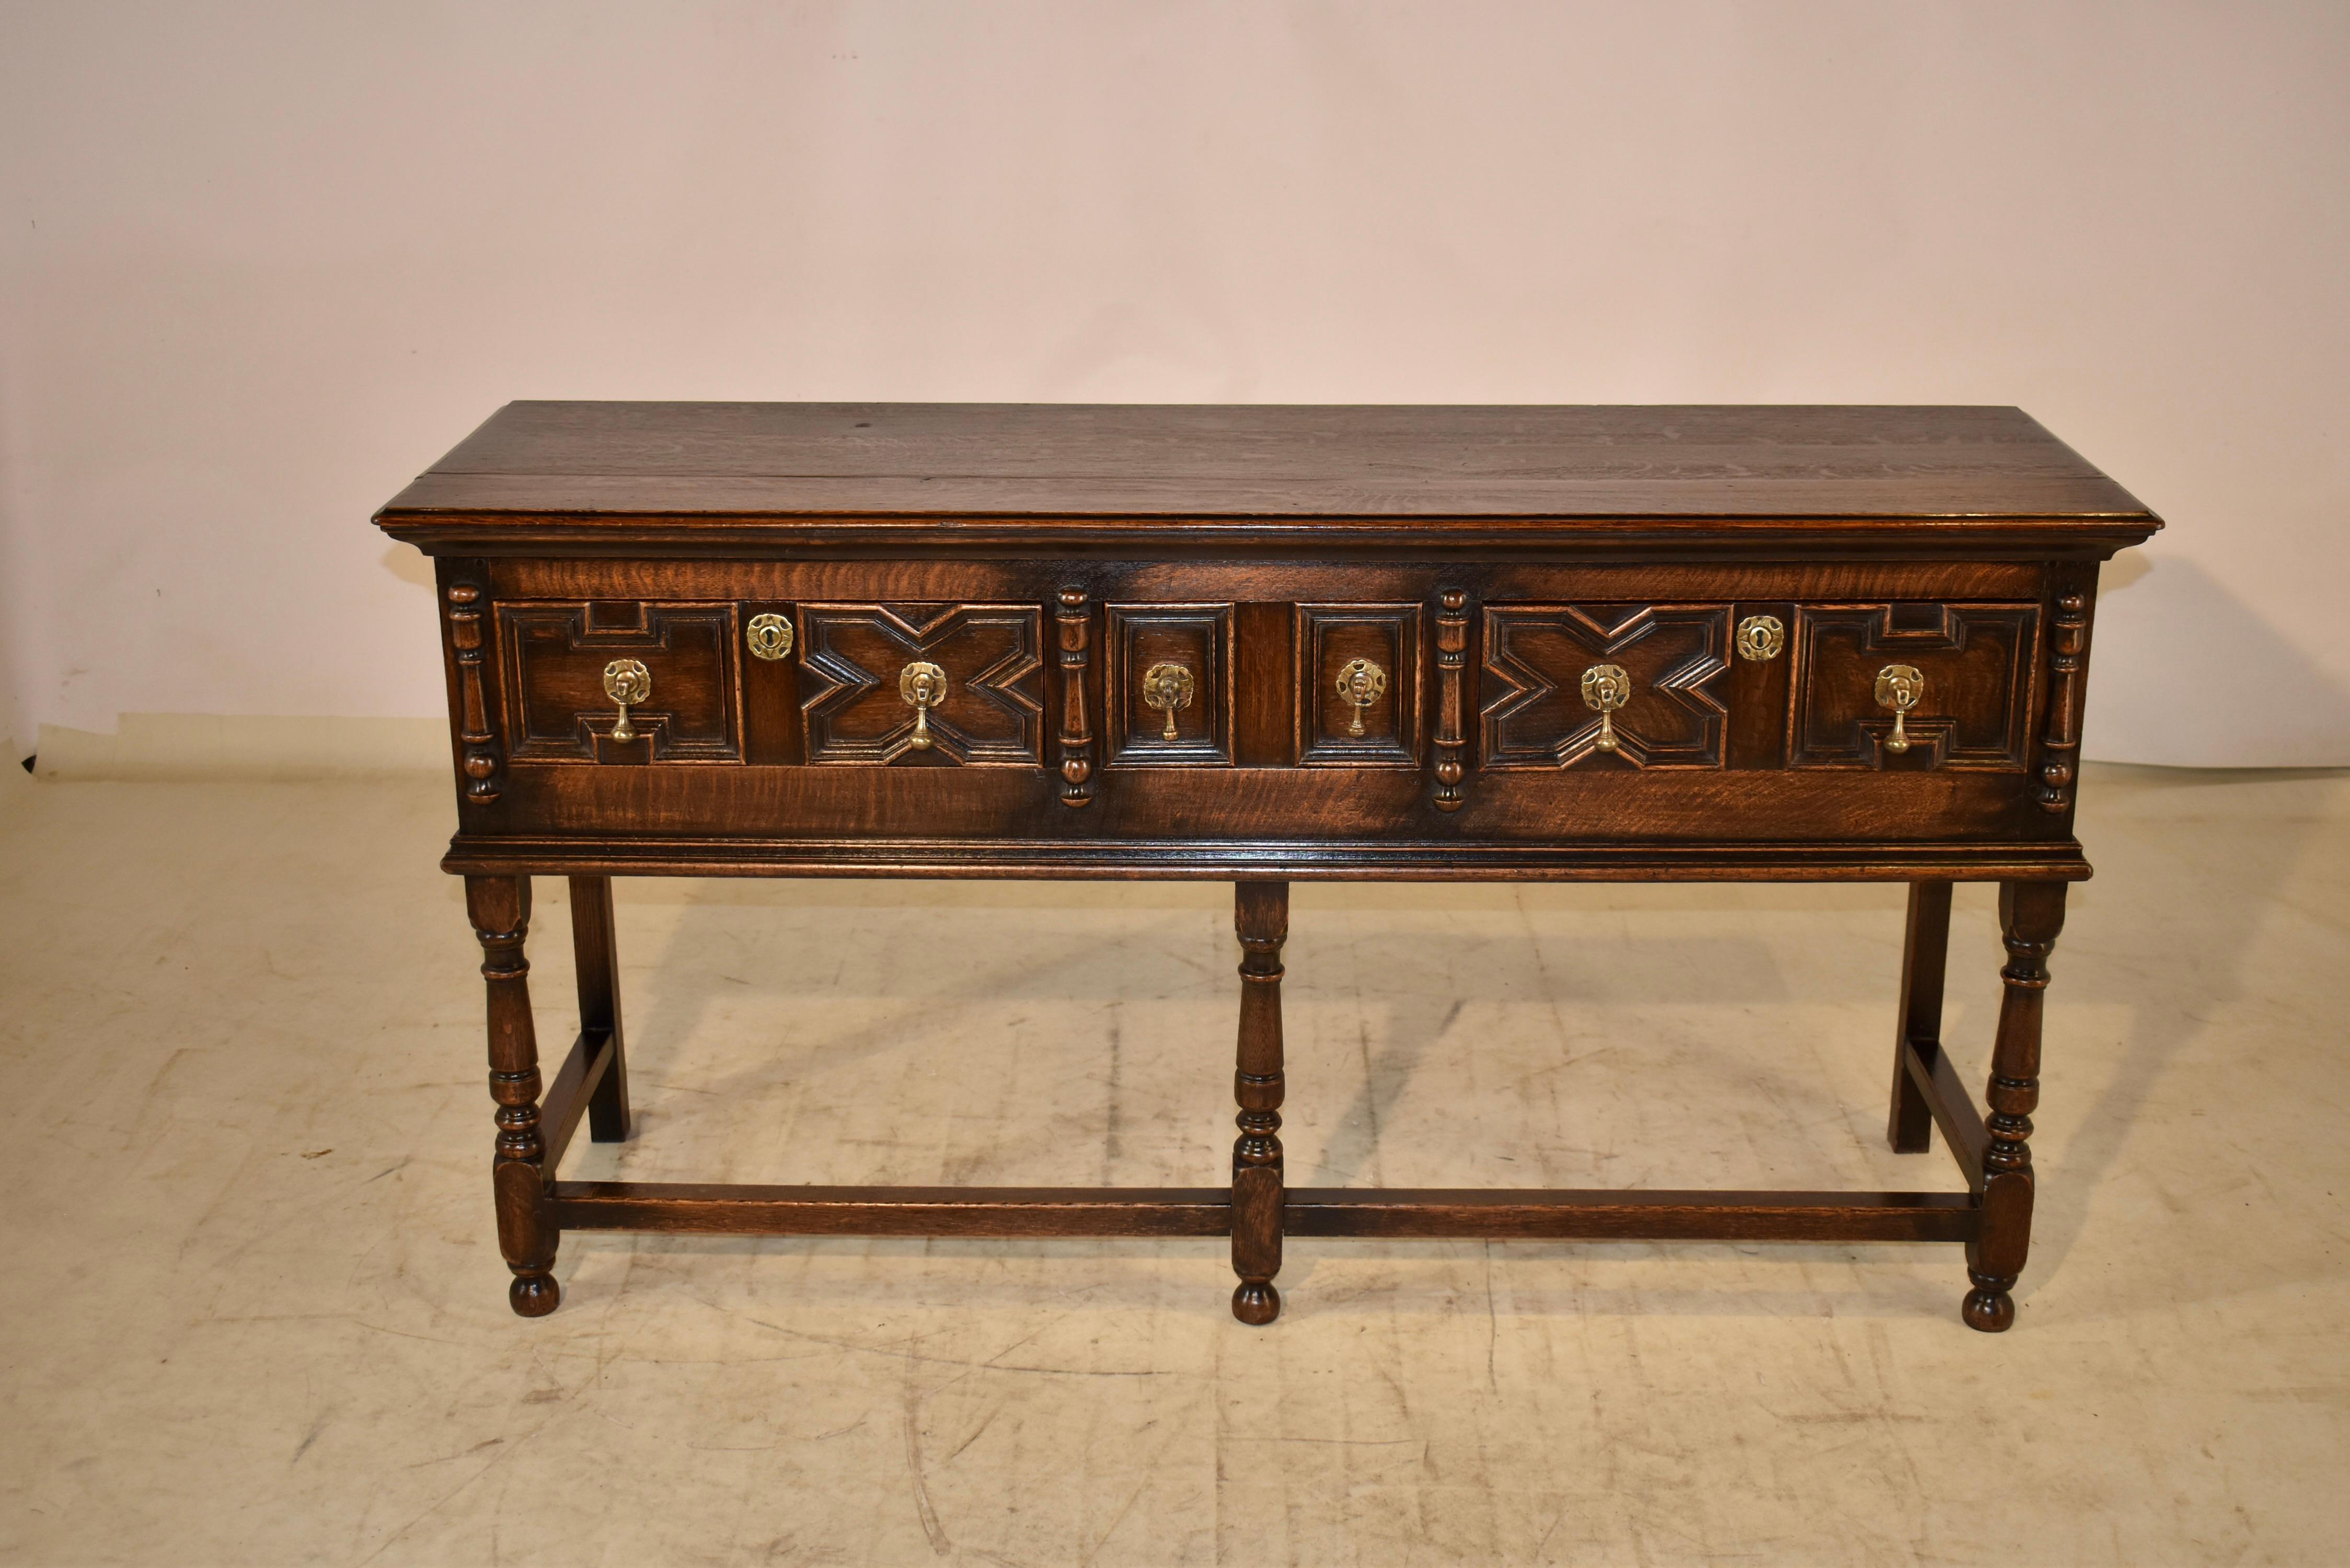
456, 574, 2064, 855
1479, 603, 1730, 769
798, 603, 1046, 766
1296, 604, 1422, 766
498, 600, 743, 763
1470, 598, 2040, 775
1788, 603, 2040, 770
1103, 602, 1235, 766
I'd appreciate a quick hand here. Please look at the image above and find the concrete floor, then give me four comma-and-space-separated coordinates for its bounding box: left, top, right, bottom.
1, 763, 2345, 1566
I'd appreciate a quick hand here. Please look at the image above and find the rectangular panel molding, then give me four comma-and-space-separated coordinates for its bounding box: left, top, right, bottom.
1295, 603, 1423, 766
1103, 602, 1235, 766
1789, 603, 2041, 771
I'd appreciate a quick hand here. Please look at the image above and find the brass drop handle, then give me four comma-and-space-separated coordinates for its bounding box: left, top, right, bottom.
1333, 658, 1388, 737
602, 659, 651, 743
900, 661, 947, 749
1141, 661, 1195, 741
1875, 664, 1924, 754
1580, 662, 1631, 754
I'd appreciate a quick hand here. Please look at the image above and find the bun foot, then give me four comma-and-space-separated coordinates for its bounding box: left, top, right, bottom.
509, 1272, 560, 1317
1231, 1282, 1281, 1325
1961, 1279, 2014, 1333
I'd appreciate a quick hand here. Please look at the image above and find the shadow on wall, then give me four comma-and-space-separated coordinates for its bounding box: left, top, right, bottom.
2093, 554, 2350, 767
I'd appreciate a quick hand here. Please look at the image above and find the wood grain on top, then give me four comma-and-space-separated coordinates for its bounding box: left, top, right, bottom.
377, 402, 2156, 525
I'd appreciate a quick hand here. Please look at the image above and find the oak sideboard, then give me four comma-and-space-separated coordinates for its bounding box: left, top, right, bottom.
375, 402, 2159, 1330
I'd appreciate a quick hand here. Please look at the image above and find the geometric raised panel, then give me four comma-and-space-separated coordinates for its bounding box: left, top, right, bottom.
798, 603, 1045, 766
1103, 603, 1235, 767
1479, 604, 1731, 769
1789, 603, 2040, 770
498, 601, 742, 763
1295, 603, 1422, 766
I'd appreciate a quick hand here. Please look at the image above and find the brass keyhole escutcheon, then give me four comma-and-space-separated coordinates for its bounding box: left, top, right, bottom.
1874, 663, 1924, 754
1580, 662, 1631, 755
899, 660, 947, 749
603, 659, 651, 743
1735, 615, 1785, 662
1141, 662, 1195, 741
745, 613, 793, 661
1333, 658, 1388, 737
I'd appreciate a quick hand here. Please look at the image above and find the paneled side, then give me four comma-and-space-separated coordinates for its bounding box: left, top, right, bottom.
1104, 603, 1236, 766
1479, 604, 1731, 770
799, 603, 1045, 766
1789, 603, 2040, 770
499, 601, 742, 763
1295, 604, 1423, 767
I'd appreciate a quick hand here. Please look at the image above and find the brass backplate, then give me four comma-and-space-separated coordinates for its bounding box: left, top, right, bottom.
746, 613, 793, 660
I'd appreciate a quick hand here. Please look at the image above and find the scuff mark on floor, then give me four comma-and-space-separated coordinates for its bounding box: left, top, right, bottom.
904, 1352, 953, 1557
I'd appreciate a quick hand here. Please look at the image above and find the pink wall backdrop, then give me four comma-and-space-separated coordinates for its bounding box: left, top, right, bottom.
3, 2, 2345, 763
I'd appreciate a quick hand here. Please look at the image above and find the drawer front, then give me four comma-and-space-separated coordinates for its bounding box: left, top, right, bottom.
498, 601, 743, 763
799, 603, 1046, 766
1103, 602, 1234, 766
448, 560, 2082, 862
1296, 604, 1422, 767
1479, 603, 1730, 769
1789, 603, 2040, 771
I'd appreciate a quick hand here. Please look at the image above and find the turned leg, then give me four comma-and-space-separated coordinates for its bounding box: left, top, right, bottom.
1962, 880, 2067, 1332
466, 875, 560, 1317
568, 875, 631, 1143
1230, 880, 1289, 1325
1887, 881, 1953, 1153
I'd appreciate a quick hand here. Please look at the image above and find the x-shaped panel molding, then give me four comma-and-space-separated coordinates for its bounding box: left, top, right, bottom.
1480, 604, 1731, 769
798, 603, 1045, 765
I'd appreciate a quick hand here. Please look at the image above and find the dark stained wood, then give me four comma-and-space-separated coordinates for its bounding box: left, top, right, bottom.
1230, 881, 1289, 1325
387, 405, 2148, 1328
797, 603, 1044, 766
1103, 603, 1234, 765
551, 1184, 1234, 1236
1480, 604, 1731, 770
441, 572, 502, 802
1053, 587, 1095, 806
740, 601, 803, 766
536, 1030, 614, 1174
1724, 599, 1794, 769
489, 557, 2052, 606
568, 874, 630, 1144
542, 1182, 1977, 1244
1965, 880, 2067, 1332
443, 834, 2092, 884
1901, 1035, 1987, 1188
501, 601, 742, 763
464, 874, 559, 1317
1231, 602, 1296, 767
1295, 604, 1422, 766
1431, 589, 1470, 810
437, 756, 2084, 858
2036, 566, 2098, 816
1285, 1189, 1979, 1243
1789, 604, 2040, 770
378, 403, 2157, 526
1888, 881, 1954, 1154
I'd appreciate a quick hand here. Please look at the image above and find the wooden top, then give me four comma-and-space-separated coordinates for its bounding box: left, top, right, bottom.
376, 402, 2159, 546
